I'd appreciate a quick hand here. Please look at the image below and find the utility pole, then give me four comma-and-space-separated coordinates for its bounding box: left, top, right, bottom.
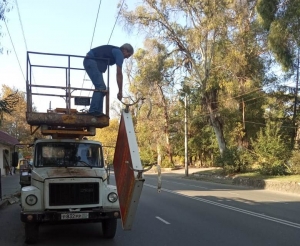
184, 93, 188, 177
292, 48, 300, 149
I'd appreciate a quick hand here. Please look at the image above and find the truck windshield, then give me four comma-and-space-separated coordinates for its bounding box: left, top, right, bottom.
35, 142, 104, 168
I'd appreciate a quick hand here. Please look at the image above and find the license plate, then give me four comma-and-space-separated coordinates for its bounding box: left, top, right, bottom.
61, 213, 89, 220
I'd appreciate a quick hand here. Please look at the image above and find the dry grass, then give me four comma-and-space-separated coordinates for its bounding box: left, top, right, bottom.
195, 168, 300, 182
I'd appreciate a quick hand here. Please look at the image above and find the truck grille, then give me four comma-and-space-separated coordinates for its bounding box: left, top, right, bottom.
49, 182, 99, 206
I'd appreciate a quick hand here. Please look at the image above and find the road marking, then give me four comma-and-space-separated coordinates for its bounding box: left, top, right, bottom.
228, 192, 239, 195
188, 184, 208, 189
156, 216, 170, 225
145, 184, 300, 230
146, 178, 208, 189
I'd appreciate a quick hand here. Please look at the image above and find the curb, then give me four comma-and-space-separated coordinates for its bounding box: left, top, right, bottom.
189, 173, 300, 196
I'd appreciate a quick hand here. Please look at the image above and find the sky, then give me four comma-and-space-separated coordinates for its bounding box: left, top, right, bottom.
0, 0, 144, 114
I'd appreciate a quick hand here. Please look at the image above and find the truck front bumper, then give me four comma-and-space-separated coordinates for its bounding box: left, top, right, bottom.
21, 209, 120, 223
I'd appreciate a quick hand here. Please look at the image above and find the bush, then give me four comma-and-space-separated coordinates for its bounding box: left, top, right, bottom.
289, 151, 300, 174
215, 147, 251, 174
161, 159, 174, 168
251, 122, 291, 176
172, 156, 184, 166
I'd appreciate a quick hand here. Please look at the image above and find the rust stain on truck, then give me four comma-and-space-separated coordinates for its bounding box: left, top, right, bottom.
47, 168, 98, 178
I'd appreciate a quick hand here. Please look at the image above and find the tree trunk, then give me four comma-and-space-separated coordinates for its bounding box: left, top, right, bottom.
205, 89, 226, 156
156, 84, 174, 165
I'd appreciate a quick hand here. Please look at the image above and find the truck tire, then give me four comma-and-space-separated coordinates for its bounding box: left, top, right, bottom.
102, 219, 117, 239
25, 222, 39, 244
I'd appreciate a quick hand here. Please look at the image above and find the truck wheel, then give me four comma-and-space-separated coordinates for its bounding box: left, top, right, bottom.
102, 219, 117, 239
25, 222, 39, 244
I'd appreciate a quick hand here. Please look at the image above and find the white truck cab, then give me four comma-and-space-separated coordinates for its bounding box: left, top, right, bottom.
19, 139, 120, 244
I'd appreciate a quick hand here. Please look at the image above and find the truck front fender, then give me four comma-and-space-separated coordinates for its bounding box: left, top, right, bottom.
102, 185, 120, 209
21, 186, 42, 211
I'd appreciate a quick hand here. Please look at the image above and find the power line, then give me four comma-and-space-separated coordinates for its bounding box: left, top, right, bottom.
80, 0, 102, 97
4, 20, 26, 81
16, 0, 28, 51
244, 120, 297, 129
107, 0, 125, 44
89, 0, 102, 49
15, 0, 40, 98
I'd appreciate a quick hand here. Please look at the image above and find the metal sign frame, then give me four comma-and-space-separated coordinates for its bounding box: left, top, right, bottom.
113, 109, 144, 230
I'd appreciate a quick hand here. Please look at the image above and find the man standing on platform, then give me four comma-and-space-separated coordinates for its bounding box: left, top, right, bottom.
83, 43, 134, 116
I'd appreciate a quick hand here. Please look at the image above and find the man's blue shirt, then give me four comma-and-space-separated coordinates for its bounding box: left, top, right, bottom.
112, 48, 124, 67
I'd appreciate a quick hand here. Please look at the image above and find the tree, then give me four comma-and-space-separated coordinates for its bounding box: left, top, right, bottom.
91, 118, 120, 164
121, 0, 267, 157
129, 39, 177, 166
0, 90, 19, 125
256, 0, 300, 71
256, 0, 300, 147
0, 85, 37, 144
0, 0, 13, 54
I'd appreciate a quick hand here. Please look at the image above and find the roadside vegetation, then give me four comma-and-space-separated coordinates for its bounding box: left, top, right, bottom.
114, 0, 300, 178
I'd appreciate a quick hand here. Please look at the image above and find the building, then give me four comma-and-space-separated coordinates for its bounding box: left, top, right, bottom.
0, 130, 20, 176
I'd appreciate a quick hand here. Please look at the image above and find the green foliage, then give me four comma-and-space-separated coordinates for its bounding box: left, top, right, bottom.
215, 147, 252, 174
250, 122, 291, 175
172, 155, 184, 166
268, 20, 293, 71
289, 151, 300, 175
256, 0, 279, 30
92, 118, 120, 164
140, 148, 156, 166
0, 91, 19, 125
161, 158, 174, 168
256, 0, 300, 71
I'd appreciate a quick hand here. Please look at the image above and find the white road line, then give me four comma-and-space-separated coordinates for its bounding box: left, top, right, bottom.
147, 178, 208, 189
145, 184, 300, 230
156, 216, 170, 225
188, 184, 208, 189
228, 192, 239, 195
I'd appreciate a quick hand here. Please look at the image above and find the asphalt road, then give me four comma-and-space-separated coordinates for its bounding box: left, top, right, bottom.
1, 171, 300, 245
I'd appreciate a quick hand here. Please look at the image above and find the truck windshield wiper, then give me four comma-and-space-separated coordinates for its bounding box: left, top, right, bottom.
77, 161, 93, 168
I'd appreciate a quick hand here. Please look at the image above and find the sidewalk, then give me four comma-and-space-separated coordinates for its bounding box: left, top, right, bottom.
0, 173, 21, 208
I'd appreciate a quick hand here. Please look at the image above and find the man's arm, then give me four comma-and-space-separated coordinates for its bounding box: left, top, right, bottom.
116, 65, 123, 101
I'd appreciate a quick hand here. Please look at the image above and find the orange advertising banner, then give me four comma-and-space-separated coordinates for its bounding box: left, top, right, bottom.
113, 110, 144, 230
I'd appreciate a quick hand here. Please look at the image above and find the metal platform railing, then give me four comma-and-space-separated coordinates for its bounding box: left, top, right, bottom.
26, 51, 110, 116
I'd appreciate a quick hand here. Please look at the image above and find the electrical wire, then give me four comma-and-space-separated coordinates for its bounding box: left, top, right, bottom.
16, 0, 28, 51
80, 0, 102, 97
107, 0, 125, 44
15, 0, 42, 102
244, 120, 297, 129
4, 20, 26, 81
89, 0, 102, 49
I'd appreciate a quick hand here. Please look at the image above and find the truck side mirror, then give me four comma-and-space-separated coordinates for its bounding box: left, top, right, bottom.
12, 152, 19, 167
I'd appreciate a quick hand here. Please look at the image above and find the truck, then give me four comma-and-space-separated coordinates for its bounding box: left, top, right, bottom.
13, 51, 145, 244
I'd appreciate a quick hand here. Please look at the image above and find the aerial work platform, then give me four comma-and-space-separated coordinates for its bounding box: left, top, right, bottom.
25, 51, 111, 138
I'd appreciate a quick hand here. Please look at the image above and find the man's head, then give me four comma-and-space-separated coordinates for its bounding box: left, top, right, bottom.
120, 43, 134, 58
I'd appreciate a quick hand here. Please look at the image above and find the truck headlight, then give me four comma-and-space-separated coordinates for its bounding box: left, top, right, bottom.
25, 195, 37, 206
107, 192, 118, 203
